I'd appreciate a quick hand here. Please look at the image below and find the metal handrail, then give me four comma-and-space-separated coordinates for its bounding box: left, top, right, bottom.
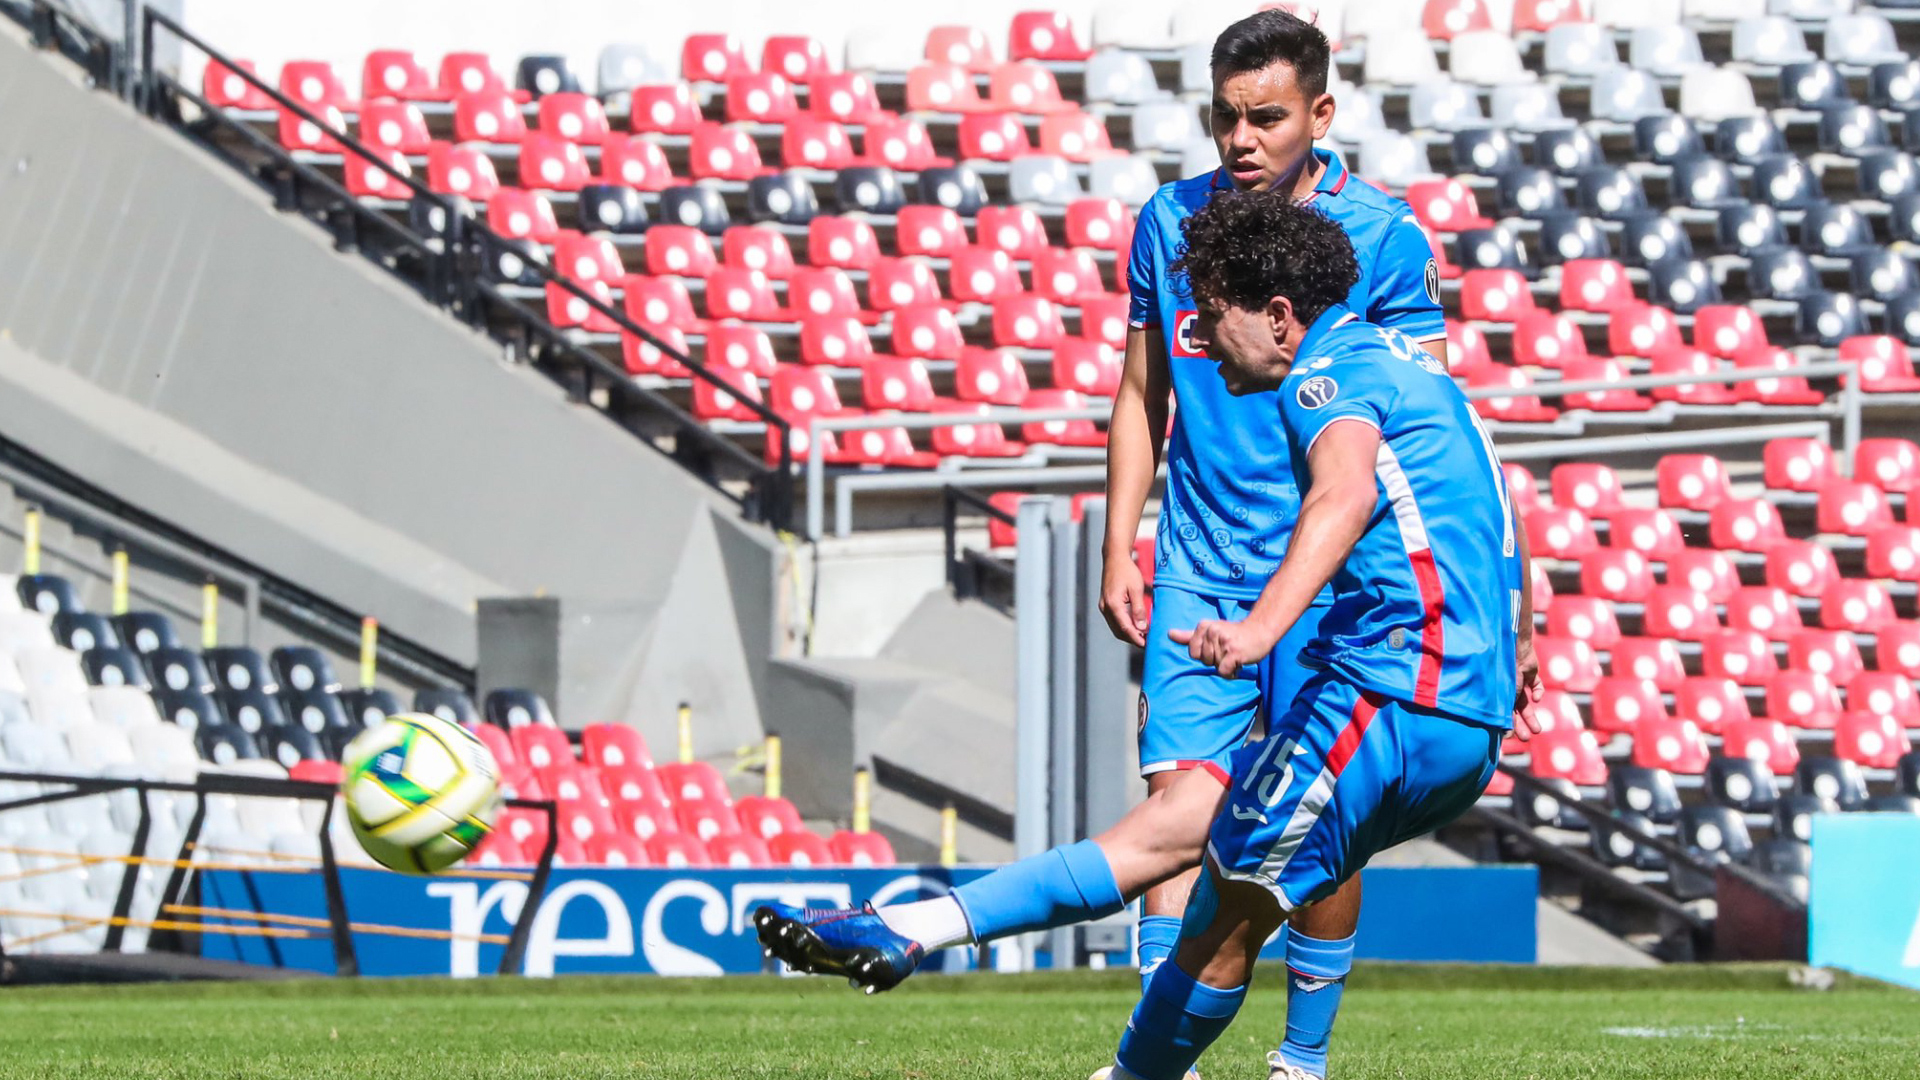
940, 485, 1019, 596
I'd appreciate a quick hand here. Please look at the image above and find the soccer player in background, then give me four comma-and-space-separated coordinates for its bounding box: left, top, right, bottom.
757, 198, 1539, 1080
1097, 9, 1446, 1074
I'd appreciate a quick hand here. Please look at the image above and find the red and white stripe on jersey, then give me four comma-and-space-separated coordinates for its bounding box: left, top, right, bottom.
1373, 442, 1446, 706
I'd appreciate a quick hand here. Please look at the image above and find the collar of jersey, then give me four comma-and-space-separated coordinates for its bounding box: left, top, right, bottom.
1208, 147, 1350, 200
1292, 304, 1359, 373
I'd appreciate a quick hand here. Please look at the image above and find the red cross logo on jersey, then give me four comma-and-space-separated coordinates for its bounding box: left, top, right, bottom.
1172, 310, 1206, 358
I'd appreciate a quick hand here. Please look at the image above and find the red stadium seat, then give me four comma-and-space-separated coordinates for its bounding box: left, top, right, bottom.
722, 227, 794, 279
690, 367, 765, 421
289, 759, 343, 785
704, 324, 779, 379
1504, 463, 1541, 514
705, 833, 773, 868
1078, 295, 1131, 349
977, 206, 1051, 259
555, 231, 624, 285
1533, 690, 1586, 735
277, 104, 347, 153
1840, 335, 1920, 392
581, 726, 652, 770
1405, 178, 1492, 233
557, 797, 619, 844
1855, 439, 1920, 494
931, 401, 1028, 458
1764, 438, 1838, 493
545, 279, 618, 331
1878, 622, 1920, 678
1590, 676, 1666, 737
538, 92, 611, 144
1066, 198, 1132, 252
926, 25, 997, 71
1010, 11, 1093, 60
540, 764, 605, 805
1524, 507, 1599, 559
683, 34, 754, 82
1448, 322, 1493, 378
1529, 729, 1608, 785
990, 63, 1077, 115
1702, 629, 1779, 686
1469, 366, 1560, 422
453, 90, 525, 143
674, 797, 742, 841
955, 347, 1032, 405
1848, 671, 1919, 724
1648, 347, 1738, 405
520, 134, 590, 190
1031, 248, 1107, 304
769, 830, 835, 866
1732, 347, 1827, 406
485, 189, 558, 244
782, 116, 859, 170
1727, 586, 1802, 642
690, 124, 772, 181
1559, 360, 1655, 413
1546, 596, 1621, 649
1641, 586, 1720, 641
862, 358, 941, 412
1039, 110, 1120, 162
344, 147, 413, 198
907, 63, 990, 113
1631, 718, 1711, 775
438, 53, 523, 102
1607, 303, 1683, 358
1459, 269, 1535, 322
1764, 540, 1838, 598
1722, 719, 1801, 776
1664, 549, 1740, 603
798, 315, 878, 367
1766, 671, 1842, 730
1823, 580, 1897, 633
769, 367, 855, 427
1655, 454, 1732, 511
1550, 463, 1625, 518
1788, 629, 1864, 684
869, 258, 946, 313
1053, 339, 1123, 396
1021, 389, 1106, 447
810, 73, 891, 125
205, 58, 272, 109
496, 807, 550, 854
630, 83, 703, 135
958, 113, 1034, 162
473, 722, 517, 769
1514, 0, 1588, 32
828, 830, 897, 866
1424, 0, 1495, 39
879, 303, 960, 363
279, 60, 353, 113
585, 833, 651, 866
807, 217, 883, 271
789, 267, 868, 322
1867, 526, 1920, 581
1676, 676, 1749, 734
511, 725, 573, 770
470, 832, 528, 867
1692, 304, 1768, 359
645, 832, 710, 868
733, 795, 806, 842
897, 206, 971, 257
1559, 259, 1635, 314
1532, 561, 1555, 617
1534, 636, 1601, 692
724, 73, 801, 124
949, 247, 1026, 304
624, 276, 702, 336
599, 135, 673, 191
1511, 311, 1587, 370
1708, 499, 1787, 553
993, 297, 1068, 349
987, 492, 1028, 548
1835, 712, 1913, 769
657, 760, 730, 805
1612, 636, 1685, 690
359, 100, 430, 154
1818, 481, 1895, 536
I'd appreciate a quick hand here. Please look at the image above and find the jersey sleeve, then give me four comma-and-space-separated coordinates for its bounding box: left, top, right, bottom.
1363, 212, 1446, 342
1127, 200, 1163, 329
1279, 354, 1395, 464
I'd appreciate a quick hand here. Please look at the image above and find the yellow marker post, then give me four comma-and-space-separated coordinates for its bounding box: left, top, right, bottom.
852, 766, 872, 834
764, 733, 783, 799
200, 580, 219, 649
939, 805, 958, 867
359, 617, 379, 689
21, 508, 40, 575
676, 702, 693, 765
110, 548, 130, 616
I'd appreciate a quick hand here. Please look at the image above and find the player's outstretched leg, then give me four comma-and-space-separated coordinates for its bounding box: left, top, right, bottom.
754, 766, 1227, 991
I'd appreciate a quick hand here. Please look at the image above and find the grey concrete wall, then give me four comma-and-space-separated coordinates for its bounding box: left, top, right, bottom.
0, 26, 789, 739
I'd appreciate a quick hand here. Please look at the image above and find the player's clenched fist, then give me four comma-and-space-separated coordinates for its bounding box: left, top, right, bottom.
1168, 619, 1280, 679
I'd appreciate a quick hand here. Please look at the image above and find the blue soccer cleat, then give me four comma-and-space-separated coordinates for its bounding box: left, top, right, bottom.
752, 902, 924, 993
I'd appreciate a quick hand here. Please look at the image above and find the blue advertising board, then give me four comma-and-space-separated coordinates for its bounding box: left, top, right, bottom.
1810, 814, 1920, 990
197, 863, 1537, 976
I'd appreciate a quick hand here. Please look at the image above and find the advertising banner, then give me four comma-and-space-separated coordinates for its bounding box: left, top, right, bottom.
1810, 814, 1920, 990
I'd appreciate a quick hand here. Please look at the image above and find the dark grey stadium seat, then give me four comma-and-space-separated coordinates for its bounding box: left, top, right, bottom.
215, 685, 290, 736
914, 165, 987, 216
1707, 754, 1778, 813
144, 647, 213, 694
484, 688, 558, 729
1771, 792, 1840, 843
1532, 127, 1601, 175
1492, 166, 1566, 219
1850, 249, 1917, 302
1516, 776, 1588, 831
1713, 115, 1786, 161
1868, 59, 1920, 109
113, 611, 179, 654
270, 646, 340, 695
1451, 127, 1518, 175
1671, 155, 1741, 210
1573, 166, 1647, 220
1633, 115, 1703, 165
260, 724, 327, 769
278, 688, 353, 736
1749, 248, 1819, 301
657, 184, 731, 235
1716, 204, 1788, 257
51, 612, 117, 652
1796, 755, 1869, 810
1779, 61, 1850, 110
1591, 811, 1666, 871
1796, 291, 1868, 346
194, 723, 261, 765
1647, 259, 1720, 313
1800, 203, 1876, 256
340, 688, 403, 729
153, 687, 222, 731
515, 54, 582, 99
1751, 155, 1822, 210
414, 687, 479, 727
1619, 212, 1692, 267
1535, 213, 1610, 266
1817, 103, 1889, 156
81, 646, 148, 690
746, 171, 818, 225
833, 166, 906, 215
16, 574, 81, 615
204, 647, 275, 695
1608, 765, 1682, 825
1455, 225, 1532, 273
578, 185, 649, 232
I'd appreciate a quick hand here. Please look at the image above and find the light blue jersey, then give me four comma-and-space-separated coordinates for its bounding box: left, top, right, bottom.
1278, 305, 1520, 729
1128, 150, 1444, 602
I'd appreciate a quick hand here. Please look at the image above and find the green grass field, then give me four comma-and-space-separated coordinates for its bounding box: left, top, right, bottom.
0, 964, 1912, 1079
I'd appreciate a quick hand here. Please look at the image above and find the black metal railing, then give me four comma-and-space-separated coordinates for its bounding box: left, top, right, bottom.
17, 0, 117, 90
941, 486, 1018, 603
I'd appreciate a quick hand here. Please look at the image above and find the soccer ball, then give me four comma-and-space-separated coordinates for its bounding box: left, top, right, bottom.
340, 712, 502, 874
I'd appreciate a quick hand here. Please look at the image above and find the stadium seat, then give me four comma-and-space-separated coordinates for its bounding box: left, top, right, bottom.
1726, 586, 1802, 643
1459, 270, 1534, 323
414, 688, 478, 727
1837, 712, 1913, 770
1535, 636, 1602, 692
1708, 499, 1787, 553
1817, 482, 1894, 537
1763, 540, 1836, 599
1701, 631, 1780, 690
828, 830, 897, 866
538, 93, 610, 145
1549, 464, 1626, 519
1589, 675, 1665, 737
1548, 597, 1622, 648
1612, 637, 1686, 692
1823, 580, 1897, 634
645, 832, 710, 868
1606, 303, 1683, 360
769, 829, 836, 866
1640, 586, 1718, 642
1664, 550, 1739, 606
1529, 728, 1608, 786
1840, 336, 1920, 393
703, 833, 772, 868
1508, 314, 1581, 373
1766, 670, 1842, 729
1676, 676, 1749, 735
1655, 455, 1731, 511
484, 689, 557, 730
658, 761, 731, 806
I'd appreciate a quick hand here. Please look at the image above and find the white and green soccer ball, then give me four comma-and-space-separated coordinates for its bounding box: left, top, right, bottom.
340, 712, 502, 874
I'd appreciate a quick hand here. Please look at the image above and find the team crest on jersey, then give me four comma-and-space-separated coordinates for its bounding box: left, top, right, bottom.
1424, 259, 1440, 305
1171, 311, 1207, 357
1137, 692, 1149, 736
1295, 375, 1339, 409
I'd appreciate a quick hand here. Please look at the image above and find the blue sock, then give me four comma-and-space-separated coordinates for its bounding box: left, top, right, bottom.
1277, 928, 1355, 1077
951, 839, 1124, 941
1113, 959, 1246, 1080
1136, 915, 1182, 993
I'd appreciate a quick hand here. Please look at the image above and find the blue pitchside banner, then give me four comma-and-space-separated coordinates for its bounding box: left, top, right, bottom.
1810, 815, 1920, 990
197, 864, 1536, 976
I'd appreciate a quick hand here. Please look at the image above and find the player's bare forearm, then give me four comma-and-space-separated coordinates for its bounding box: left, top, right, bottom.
1420, 336, 1449, 374
1101, 328, 1171, 560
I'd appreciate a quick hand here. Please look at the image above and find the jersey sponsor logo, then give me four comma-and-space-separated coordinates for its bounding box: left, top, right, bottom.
1171, 310, 1207, 357
1137, 692, 1150, 737
1295, 375, 1339, 409
1424, 258, 1441, 306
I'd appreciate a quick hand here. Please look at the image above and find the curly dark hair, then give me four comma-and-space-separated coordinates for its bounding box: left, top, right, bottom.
1171, 191, 1360, 326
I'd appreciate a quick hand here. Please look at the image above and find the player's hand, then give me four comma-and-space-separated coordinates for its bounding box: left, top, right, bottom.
1168, 619, 1279, 679
1510, 633, 1543, 741
1098, 554, 1150, 648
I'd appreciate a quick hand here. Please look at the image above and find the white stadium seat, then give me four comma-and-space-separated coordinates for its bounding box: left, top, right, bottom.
1680, 68, 1759, 120
1086, 50, 1165, 105
1731, 16, 1816, 64
1544, 24, 1622, 77
1363, 29, 1442, 86
1091, 2, 1173, 49
0, 612, 54, 654
1450, 31, 1536, 86
87, 686, 161, 729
